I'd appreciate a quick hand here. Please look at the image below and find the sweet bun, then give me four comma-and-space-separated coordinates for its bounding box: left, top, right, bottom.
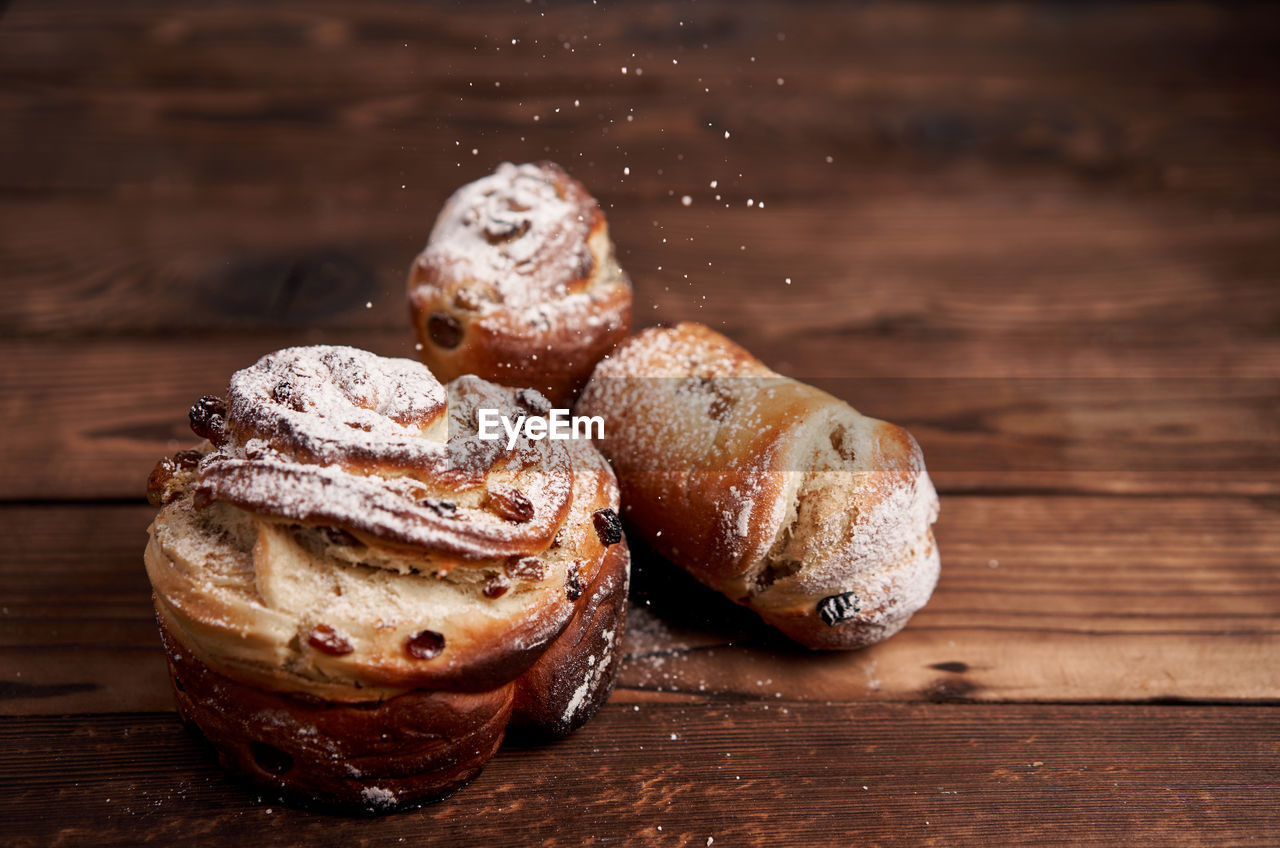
408, 161, 632, 406
575, 322, 938, 650
145, 345, 628, 813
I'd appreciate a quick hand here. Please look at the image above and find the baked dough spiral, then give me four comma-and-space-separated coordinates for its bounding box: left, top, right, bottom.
407, 161, 632, 406
145, 345, 628, 813
575, 323, 938, 650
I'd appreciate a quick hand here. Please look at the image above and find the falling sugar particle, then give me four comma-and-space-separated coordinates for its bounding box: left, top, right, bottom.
724, 130, 730, 139
710, 179, 717, 188
681, 195, 692, 206
471, 148, 478, 155
365, 301, 372, 308
747, 199, 754, 207
785, 277, 792, 285
826, 155, 834, 163
777, 77, 785, 85
623, 167, 630, 175
621, 66, 627, 74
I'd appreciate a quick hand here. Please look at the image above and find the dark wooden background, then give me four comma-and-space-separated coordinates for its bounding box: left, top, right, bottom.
2, 2, 1278, 845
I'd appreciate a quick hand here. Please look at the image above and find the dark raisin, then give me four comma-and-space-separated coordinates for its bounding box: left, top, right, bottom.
488, 485, 534, 522
271, 381, 294, 404
146, 457, 177, 506
483, 215, 531, 242
406, 629, 446, 660
173, 677, 185, 693
191, 486, 215, 510
250, 741, 294, 775
421, 497, 457, 517
189, 395, 227, 442
173, 449, 203, 470
505, 556, 546, 581
515, 388, 551, 416
592, 508, 623, 547
307, 624, 354, 656
708, 392, 732, 421
427, 311, 464, 349
323, 527, 361, 547
572, 252, 596, 282
565, 563, 583, 601
483, 574, 511, 599
817, 592, 861, 627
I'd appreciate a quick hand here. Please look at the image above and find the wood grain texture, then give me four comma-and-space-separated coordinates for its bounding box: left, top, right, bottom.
2, 2, 1279, 380
2, 704, 1277, 847
1, 0, 1278, 843
4, 496, 1276, 715
1, 336, 1276, 500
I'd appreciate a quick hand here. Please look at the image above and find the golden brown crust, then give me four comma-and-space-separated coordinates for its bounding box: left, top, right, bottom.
145, 346, 630, 812
161, 619, 512, 815
408, 161, 632, 406
510, 538, 630, 738
575, 322, 939, 650
159, 539, 628, 814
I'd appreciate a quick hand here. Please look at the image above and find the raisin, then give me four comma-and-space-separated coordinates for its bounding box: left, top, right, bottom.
323, 527, 361, 547
173, 449, 203, 470
189, 395, 227, 442
427, 311, 464, 349
482, 214, 530, 242
505, 555, 546, 581
817, 592, 860, 627
146, 457, 177, 506
515, 388, 551, 416
420, 497, 457, 517
565, 563, 583, 601
250, 741, 294, 775
483, 574, 511, 599
488, 485, 534, 522
307, 624, 354, 656
592, 508, 623, 547
405, 629, 446, 660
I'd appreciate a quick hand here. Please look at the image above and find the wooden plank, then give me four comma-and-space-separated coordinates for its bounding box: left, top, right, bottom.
2, 2, 1278, 202
3, 496, 1276, 715
3, 192, 1278, 366
1, 336, 1275, 500
2, 2, 1279, 351
1, 704, 1276, 846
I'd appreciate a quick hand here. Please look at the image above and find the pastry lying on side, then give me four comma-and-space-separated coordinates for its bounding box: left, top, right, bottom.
144, 345, 628, 814
408, 161, 632, 406
575, 322, 938, 650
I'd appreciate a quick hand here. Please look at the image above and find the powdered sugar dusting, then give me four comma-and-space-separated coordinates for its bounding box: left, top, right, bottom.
418, 162, 600, 312
200, 347, 575, 560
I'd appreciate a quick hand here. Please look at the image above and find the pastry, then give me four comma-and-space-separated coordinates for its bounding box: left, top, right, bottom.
575, 322, 938, 650
407, 161, 632, 406
144, 345, 628, 813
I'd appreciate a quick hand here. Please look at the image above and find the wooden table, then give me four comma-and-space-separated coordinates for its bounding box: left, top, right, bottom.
2, 2, 1278, 845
